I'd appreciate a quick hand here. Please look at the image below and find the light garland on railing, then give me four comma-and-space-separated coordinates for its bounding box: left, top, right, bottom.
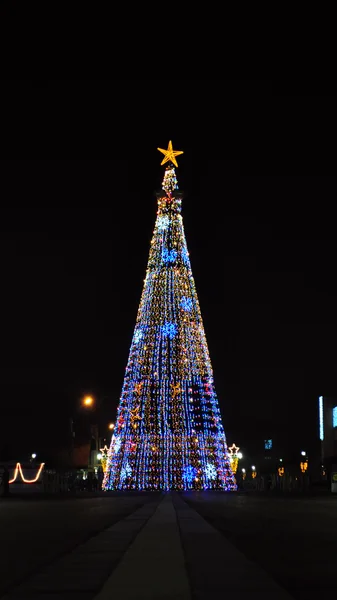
9, 462, 45, 484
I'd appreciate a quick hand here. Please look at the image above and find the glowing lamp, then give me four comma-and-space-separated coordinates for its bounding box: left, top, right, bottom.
83, 396, 94, 407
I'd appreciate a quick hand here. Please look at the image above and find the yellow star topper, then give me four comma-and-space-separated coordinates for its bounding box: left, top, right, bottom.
157, 140, 184, 167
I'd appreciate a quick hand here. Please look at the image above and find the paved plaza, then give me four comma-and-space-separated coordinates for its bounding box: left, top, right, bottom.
0, 491, 336, 599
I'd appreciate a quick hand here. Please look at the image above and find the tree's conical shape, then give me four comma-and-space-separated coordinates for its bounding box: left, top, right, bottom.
103, 149, 236, 491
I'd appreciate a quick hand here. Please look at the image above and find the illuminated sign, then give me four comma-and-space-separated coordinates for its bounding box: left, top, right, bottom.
319, 396, 324, 440
264, 439, 272, 450
333, 406, 337, 428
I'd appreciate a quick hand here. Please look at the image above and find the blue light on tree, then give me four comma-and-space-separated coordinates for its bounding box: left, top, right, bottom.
161, 322, 177, 338
157, 215, 170, 231
205, 462, 217, 480
113, 437, 122, 454
120, 461, 132, 483
181, 246, 189, 265
134, 329, 143, 344
162, 248, 177, 263
180, 296, 192, 311
183, 465, 197, 485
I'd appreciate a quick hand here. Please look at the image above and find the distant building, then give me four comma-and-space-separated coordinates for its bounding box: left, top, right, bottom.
318, 395, 337, 463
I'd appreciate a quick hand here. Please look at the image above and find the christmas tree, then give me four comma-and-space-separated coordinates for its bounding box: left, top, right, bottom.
103, 141, 236, 491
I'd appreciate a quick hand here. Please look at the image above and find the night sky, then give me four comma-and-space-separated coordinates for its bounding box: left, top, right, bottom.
0, 80, 334, 462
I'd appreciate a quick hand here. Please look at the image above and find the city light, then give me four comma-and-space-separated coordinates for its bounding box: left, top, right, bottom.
31, 453, 37, 459
83, 395, 94, 407
333, 406, 337, 428
97, 453, 102, 460
251, 465, 256, 470
9, 462, 45, 484
228, 444, 241, 474
319, 395, 324, 440
301, 451, 306, 456
108, 423, 115, 430
300, 461, 308, 473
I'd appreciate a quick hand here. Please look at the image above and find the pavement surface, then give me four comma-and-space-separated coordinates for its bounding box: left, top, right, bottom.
182, 491, 337, 600
0, 490, 336, 599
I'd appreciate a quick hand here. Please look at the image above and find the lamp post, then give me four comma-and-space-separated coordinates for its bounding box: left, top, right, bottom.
278, 459, 284, 477
228, 444, 242, 475
300, 451, 308, 474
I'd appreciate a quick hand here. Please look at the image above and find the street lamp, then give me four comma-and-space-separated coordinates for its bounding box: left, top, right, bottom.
83, 395, 94, 407
300, 450, 308, 474
228, 444, 242, 474
108, 423, 115, 430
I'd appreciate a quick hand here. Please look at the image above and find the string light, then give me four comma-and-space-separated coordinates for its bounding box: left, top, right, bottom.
102, 144, 236, 492
9, 462, 45, 484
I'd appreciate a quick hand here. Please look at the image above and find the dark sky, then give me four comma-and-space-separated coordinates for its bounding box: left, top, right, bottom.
0, 79, 335, 461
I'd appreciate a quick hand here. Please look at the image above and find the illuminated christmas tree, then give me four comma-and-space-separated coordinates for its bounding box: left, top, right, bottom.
103, 141, 236, 491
